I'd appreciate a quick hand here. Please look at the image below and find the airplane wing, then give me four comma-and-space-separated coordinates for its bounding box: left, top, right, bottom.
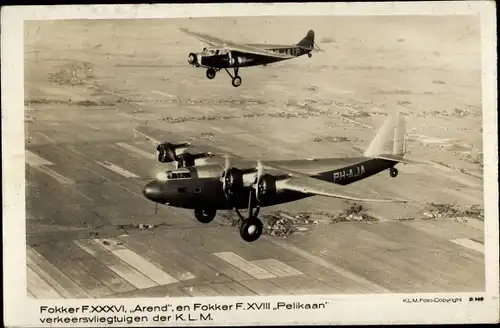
133, 127, 164, 146
134, 126, 408, 203
134, 126, 366, 175
279, 177, 408, 203
373, 154, 432, 165
133, 125, 251, 165
180, 28, 294, 59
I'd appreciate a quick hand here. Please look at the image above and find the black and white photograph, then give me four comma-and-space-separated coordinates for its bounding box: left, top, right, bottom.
2, 2, 498, 326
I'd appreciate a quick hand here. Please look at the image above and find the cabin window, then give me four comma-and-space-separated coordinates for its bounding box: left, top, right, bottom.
167, 171, 191, 179
178, 172, 191, 179
194, 187, 201, 193
178, 187, 187, 193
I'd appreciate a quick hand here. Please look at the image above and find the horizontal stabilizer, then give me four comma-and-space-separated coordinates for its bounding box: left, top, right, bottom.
279, 177, 408, 203
374, 154, 431, 165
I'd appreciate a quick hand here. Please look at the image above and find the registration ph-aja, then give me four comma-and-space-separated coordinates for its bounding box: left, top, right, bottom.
333, 165, 365, 182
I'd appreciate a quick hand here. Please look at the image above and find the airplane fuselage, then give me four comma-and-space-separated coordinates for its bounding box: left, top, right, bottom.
143, 157, 398, 211
189, 46, 311, 69
141, 106, 406, 243
183, 29, 316, 88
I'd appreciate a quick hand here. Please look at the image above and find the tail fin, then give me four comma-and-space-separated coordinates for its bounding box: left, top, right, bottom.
364, 111, 406, 158
297, 30, 315, 49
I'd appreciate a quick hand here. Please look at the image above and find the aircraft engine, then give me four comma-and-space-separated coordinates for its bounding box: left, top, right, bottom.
256, 174, 277, 198
222, 167, 244, 196
188, 53, 198, 66
176, 152, 213, 168
156, 142, 190, 163
176, 153, 195, 168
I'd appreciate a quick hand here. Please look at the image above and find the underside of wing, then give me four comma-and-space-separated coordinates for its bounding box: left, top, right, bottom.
279, 177, 408, 203
374, 154, 432, 165
229, 43, 294, 59
264, 158, 366, 177
181, 28, 293, 59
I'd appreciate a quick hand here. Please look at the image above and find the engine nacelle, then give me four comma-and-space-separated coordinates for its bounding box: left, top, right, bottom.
188, 53, 199, 66
176, 152, 213, 168
222, 167, 244, 197
156, 142, 190, 163
257, 174, 277, 198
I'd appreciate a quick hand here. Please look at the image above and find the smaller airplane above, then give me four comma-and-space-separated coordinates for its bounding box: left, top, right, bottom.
139, 112, 423, 243
181, 28, 321, 87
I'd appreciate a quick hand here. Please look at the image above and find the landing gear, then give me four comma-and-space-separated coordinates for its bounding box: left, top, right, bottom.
232, 76, 242, 88
206, 68, 216, 79
308, 53, 312, 58
224, 67, 242, 88
194, 207, 216, 223
233, 190, 263, 242
389, 167, 398, 178
240, 217, 263, 243
204, 66, 242, 87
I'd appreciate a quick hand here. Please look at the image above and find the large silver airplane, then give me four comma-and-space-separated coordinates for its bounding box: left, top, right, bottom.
138, 112, 419, 242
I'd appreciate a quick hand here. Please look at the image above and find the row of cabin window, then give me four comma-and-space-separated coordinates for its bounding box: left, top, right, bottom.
168, 172, 191, 179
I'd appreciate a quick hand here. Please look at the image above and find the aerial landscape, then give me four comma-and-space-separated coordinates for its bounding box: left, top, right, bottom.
24, 15, 485, 299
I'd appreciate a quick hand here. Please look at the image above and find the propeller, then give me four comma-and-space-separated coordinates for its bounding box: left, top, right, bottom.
224, 154, 231, 172
256, 160, 264, 183
221, 154, 233, 198
220, 157, 271, 204
227, 49, 235, 66
253, 160, 265, 203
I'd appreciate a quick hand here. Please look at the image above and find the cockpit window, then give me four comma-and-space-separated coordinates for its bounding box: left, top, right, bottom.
202, 47, 221, 55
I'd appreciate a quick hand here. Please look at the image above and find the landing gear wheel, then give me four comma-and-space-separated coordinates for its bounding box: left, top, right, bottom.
206, 69, 216, 79
194, 208, 216, 223
390, 168, 398, 178
239, 217, 263, 242
232, 76, 242, 87
308, 53, 312, 58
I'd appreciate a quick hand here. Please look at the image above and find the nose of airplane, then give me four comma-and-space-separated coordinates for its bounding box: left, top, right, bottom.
188, 53, 197, 65
143, 181, 165, 203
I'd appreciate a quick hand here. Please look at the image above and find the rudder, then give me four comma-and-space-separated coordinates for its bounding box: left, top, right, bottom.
364, 112, 406, 158
297, 30, 315, 49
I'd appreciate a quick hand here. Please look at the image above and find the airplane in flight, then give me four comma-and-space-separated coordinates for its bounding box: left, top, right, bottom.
139, 112, 418, 243
181, 28, 320, 87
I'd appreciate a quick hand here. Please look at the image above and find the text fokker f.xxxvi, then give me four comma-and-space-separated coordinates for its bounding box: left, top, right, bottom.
181, 28, 320, 87
139, 112, 418, 243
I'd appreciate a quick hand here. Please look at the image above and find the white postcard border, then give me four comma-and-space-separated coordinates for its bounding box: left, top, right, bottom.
2, 1, 498, 326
